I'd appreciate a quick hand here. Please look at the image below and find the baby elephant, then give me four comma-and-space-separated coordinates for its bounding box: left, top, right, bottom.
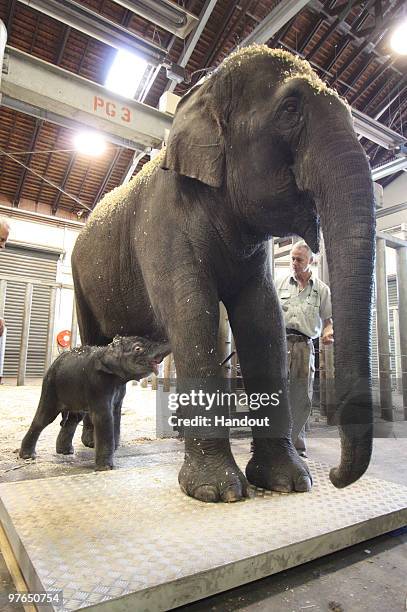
19, 335, 170, 470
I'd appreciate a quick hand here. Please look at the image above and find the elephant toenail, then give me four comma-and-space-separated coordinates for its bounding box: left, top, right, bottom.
295, 476, 312, 492
221, 486, 243, 503
272, 478, 292, 493
193, 485, 219, 503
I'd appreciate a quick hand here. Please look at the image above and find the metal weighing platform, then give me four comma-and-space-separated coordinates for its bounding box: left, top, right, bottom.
0, 460, 406, 611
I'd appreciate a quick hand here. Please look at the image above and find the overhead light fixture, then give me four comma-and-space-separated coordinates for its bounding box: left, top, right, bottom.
105, 49, 147, 98
371, 156, 407, 180
390, 19, 407, 55
73, 131, 107, 156
109, 0, 198, 38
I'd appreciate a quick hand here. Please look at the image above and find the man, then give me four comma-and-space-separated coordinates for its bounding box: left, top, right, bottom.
0, 216, 10, 337
276, 240, 333, 457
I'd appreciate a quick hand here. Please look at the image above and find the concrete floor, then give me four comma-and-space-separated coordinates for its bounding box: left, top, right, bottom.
0, 382, 406, 611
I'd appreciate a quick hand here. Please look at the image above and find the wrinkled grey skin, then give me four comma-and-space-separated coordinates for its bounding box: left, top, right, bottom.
19, 336, 170, 470
71, 48, 375, 501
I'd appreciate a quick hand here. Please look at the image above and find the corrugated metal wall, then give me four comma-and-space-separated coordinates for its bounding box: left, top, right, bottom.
0, 245, 58, 377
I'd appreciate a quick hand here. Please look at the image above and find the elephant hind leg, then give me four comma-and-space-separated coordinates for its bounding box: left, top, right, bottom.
56, 411, 83, 454
20, 383, 61, 459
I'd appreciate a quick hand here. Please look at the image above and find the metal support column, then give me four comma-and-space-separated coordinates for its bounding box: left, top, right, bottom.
163, 354, 172, 392
324, 346, 335, 425
396, 246, 407, 419
318, 237, 335, 422
45, 287, 57, 371
392, 309, 402, 394
317, 242, 327, 417
218, 302, 232, 379
376, 238, 393, 420
70, 297, 78, 349
17, 283, 33, 386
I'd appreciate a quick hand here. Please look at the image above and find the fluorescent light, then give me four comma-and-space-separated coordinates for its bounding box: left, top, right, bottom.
105, 50, 147, 98
73, 131, 107, 156
390, 20, 407, 55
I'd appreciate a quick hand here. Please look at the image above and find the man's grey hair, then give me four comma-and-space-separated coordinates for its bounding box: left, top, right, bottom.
291, 240, 313, 259
0, 216, 10, 230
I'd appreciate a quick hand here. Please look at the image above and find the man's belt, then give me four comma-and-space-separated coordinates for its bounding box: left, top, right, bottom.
285, 328, 311, 340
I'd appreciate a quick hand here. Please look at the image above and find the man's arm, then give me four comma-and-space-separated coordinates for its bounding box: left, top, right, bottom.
319, 281, 333, 344
0, 317, 4, 337
321, 318, 334, 344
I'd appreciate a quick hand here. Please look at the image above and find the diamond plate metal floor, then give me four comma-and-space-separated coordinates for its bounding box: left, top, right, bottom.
0, 460, 406, 612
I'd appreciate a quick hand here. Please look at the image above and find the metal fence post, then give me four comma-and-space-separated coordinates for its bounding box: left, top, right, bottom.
45, 286, 57, 371
163, 354, 172, 392
318, 236, 335, 421
376, 238, 393, 420
396, 246, 407, 419
17, 283, 33, 386
218, 302, 232, 378
70, 295, 78, 349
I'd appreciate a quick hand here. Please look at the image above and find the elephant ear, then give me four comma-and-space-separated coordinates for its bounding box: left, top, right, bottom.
161, 80, 225, 188
95, 343, 120, 375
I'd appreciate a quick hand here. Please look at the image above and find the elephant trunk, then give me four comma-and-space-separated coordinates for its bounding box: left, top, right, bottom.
312, 136, 375, 488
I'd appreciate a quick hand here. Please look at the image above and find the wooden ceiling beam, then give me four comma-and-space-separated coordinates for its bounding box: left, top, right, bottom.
348, 56, 393, 105
6, 0, 17, 30
36, 126, 62, 205
13, 119, 42, 207
51, 152, 77, 214
329, 0, 405, 87
91, 148, 122, 209
201, 0, 240, 68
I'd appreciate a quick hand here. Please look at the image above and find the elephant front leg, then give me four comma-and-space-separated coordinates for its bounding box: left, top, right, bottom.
162, 292, 248, 503
90, 404, 115, 470
113, 385, 126, 450
226, 275, 312, 493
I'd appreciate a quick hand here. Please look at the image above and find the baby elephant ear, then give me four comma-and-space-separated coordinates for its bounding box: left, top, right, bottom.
161, 80, 224, 188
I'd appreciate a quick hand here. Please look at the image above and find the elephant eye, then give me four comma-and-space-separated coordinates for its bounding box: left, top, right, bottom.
283, 98, 299, 113
133, 344, 144, 353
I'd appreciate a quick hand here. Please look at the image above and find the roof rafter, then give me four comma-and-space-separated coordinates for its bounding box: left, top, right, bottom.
13, 118, 42, 207
91, 147, 122, 209
51, 152, 77, 214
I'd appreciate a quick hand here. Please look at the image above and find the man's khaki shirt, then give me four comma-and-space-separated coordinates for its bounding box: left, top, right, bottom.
275, 272, 332, 340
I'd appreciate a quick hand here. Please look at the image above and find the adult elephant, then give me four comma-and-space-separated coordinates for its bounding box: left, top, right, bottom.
70, 45, 375, 502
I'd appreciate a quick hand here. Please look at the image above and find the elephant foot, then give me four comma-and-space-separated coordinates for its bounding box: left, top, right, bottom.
56, 431, 74, 455
95, 463, 114, 471
179, 439, 248, 503
81, 426, 94, 448
56, 443, 74, 455
247, 438, 312, 493
19, 448, 36, 460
